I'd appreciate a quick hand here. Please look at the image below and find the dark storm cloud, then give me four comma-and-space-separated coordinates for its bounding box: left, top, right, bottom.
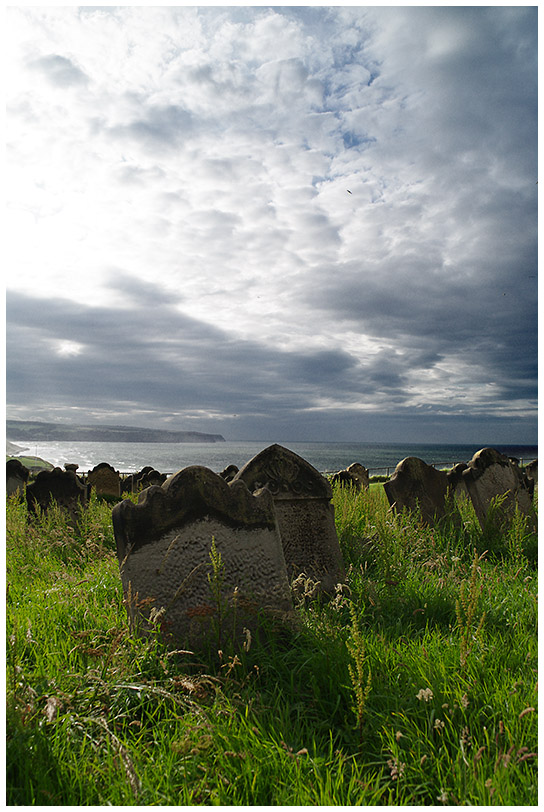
6, 289, 376, 421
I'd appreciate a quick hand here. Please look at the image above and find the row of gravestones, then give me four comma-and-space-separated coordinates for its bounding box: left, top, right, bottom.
8, 445, 537, 652
7, 445, 346, 650
7, 459, 244, 504
384, 448, 537, 532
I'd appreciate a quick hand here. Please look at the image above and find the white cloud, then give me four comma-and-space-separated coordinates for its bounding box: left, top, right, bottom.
5, 6, 537, 442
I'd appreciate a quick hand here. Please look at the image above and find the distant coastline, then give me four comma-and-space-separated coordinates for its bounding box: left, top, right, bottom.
6, 419, 226, 445
5, 438, 537, 477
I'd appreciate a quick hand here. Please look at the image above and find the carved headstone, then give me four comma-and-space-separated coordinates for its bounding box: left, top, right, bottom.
233, 444, 345, 593
87, 462, 121, 497
112, 466, 294, 649
383, 457, 454, 525
26, 467, 88, 525
462, 448, 537, 531
6, 459, 30, 496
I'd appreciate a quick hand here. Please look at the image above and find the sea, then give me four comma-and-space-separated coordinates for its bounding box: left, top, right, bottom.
12, 439, 538, 477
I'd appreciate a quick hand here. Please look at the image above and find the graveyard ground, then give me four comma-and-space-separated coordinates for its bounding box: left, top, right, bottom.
6, 483, 538, 805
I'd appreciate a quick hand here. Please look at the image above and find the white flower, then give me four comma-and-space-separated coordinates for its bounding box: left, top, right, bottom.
416, 687, 434, 701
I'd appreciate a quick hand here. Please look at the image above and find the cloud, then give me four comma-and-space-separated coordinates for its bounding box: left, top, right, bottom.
29, 54, 88, 87
5, 6, 537, 443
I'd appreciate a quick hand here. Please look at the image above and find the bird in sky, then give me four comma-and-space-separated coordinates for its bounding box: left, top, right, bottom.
347, 189, 352, 194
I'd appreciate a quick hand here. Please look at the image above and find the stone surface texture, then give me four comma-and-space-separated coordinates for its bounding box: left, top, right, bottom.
87, 462, 121, 497
112, 466, 293, 648
233, 444, 344, 592
383, 456, 453, 525
6, 459, 30, 496
462, 447, 537, 531
26, 467, 88, 524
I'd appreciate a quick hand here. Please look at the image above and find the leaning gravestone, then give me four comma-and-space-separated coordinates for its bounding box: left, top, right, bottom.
6, 459, 30, 496
26, 467, 88, 525
112, 466, 294, 649
383, 457, 454, 525
87, 462, 121, 497
233, 444, 345, 593
462, 447, 537, 532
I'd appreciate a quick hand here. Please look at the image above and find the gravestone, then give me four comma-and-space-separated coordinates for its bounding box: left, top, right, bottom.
87, 462, 121, 497
220, 464, 239, 483
383, 457, 454, 525
330, 469, 361, 490
26, 467, 88, 525
447, 462, 470, 502
347, 463, 370, 489
330, 462, 369, 491
233, 444, 345, 593
525, 459, 538, 495
122, 466, 166, 494
112, 466, 294, 649
6, 459, 30, 496
462, 448, 537, 532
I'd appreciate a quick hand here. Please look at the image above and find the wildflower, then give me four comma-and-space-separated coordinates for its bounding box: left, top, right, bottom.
437, 790, 448, 804
242, 627, 252, 652
387, 757, 405, 780
460, 693, 469, 709
460, 726, 472, 747
395, 730, 404, 742
434, 718, 445, 732
416, 687, 434, 702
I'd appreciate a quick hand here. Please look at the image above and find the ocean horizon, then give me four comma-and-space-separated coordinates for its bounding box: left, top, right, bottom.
9, 438, 538, 477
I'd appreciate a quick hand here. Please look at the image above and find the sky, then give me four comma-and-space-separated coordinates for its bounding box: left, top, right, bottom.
5, 4, 538, 444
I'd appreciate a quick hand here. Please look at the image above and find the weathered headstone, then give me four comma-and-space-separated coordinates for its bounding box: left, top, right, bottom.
219, 464, 239, 483
26, 467, 88, 525
525, 460, 538, 491
87, 462, 121, 497
112, 466, 294, 649
330, 469, 360, 489
330, 462, 369, 491
447, 462, 470, 502
347, 462, 370, 489
122, 466, 166, 494
383, 457, 454, 525
462, 447, 537, 531
6, 459, 30, 496
233, 444, 345, 593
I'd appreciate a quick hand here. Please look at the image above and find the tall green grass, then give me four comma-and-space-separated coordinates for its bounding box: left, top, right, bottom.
6, 484, 538, 805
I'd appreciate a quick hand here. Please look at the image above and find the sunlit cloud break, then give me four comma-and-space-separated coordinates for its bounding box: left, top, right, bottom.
6, 6, 537, 443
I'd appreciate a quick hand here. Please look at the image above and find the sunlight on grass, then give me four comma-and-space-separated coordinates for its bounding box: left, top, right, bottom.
6, 483, 538, 805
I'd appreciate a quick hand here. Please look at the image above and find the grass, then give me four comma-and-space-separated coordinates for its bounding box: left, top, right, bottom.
6, 483, 538, 805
